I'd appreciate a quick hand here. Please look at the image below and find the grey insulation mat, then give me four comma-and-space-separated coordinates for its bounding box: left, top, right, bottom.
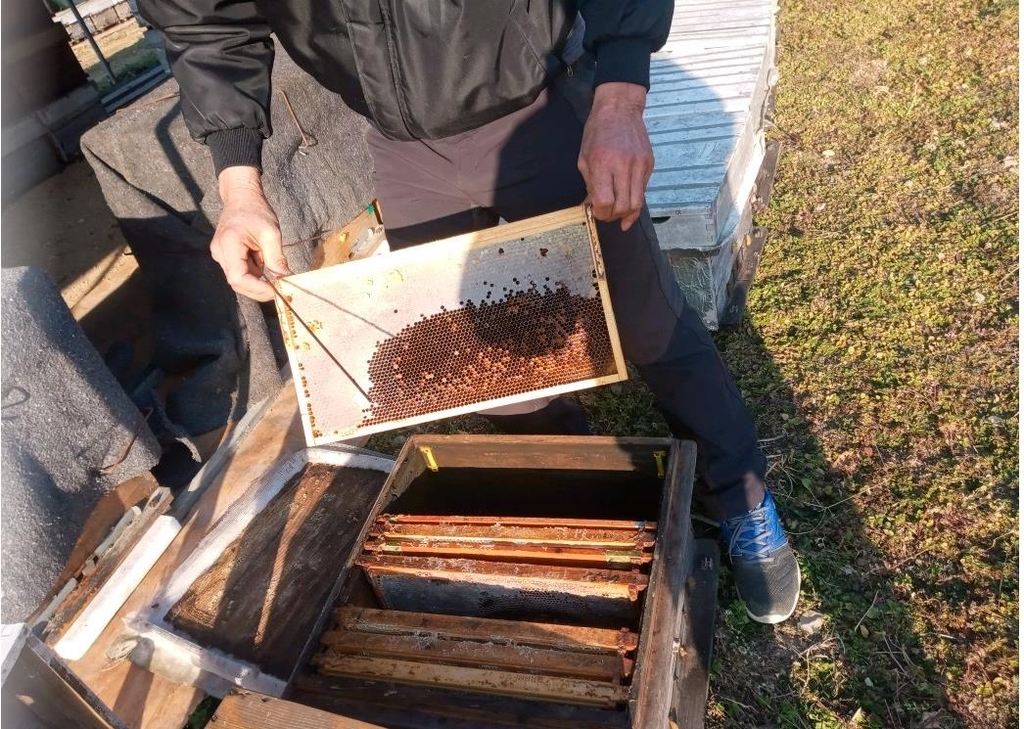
0, 267, 161, 623
79, 51, 375, 435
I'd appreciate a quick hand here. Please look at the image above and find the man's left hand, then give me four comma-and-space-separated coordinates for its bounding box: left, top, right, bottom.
578, 82, 654, 231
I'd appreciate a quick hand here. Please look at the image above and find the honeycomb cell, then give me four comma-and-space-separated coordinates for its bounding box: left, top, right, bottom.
359, 284, 615, 427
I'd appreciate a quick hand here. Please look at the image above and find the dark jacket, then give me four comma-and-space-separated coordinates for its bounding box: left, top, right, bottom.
137, 0, 673, 174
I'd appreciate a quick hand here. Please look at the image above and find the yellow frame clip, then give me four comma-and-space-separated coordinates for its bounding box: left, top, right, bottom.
419, 446, 439, 472
653, 450, 667, 479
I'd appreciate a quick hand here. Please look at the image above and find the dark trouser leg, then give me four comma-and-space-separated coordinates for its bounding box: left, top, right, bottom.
365, 128, 499, 249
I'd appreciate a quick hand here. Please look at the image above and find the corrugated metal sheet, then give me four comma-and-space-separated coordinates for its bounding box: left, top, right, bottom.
648, 0, 778, 327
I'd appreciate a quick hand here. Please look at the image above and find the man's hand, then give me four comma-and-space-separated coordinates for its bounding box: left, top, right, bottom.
211, 166, 290, 302
578, 82, 655, 231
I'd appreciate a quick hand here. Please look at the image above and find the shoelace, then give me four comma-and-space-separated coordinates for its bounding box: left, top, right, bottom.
724, 504, 780, 563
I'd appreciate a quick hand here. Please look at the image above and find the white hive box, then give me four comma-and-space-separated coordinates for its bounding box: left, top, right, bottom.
646, 0, 779, 328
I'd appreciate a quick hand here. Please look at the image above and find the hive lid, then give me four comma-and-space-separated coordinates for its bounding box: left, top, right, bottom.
275, 206, 627, 446
645, 0, 778, 249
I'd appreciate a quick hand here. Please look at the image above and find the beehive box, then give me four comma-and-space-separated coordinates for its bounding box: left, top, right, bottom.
120, 436, 718, 727
646, 0, 779, 328
287, 435, 716, 729
274, 206, 627, 446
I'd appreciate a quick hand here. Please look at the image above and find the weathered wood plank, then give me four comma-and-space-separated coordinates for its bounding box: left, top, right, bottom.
364, 538, 652, 568
629, 441, 698, 728
359, 554, 646, 599
375, 514, 657, 533
51, 474, 158, 593
43, 483, 173, 653
393, 434, 671, 476
166, 465, 388, 678
672, 539, 720, 729
366, 515, 655, 567
213, 690, 383, 729
332, 607, 640, 654
291, 672, 630, 729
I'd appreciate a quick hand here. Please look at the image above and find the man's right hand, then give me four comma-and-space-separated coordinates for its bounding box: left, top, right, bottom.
211, 166, 291, 302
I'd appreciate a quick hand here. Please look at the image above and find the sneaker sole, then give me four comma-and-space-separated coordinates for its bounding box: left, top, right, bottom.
741, 564, 801, 625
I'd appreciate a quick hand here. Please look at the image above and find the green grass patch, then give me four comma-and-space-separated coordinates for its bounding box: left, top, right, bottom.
705, 0, 1017, 725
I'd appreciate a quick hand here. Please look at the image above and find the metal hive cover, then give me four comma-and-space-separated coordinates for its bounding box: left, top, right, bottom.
276, 206, 627, 446
645, 0, 778, 249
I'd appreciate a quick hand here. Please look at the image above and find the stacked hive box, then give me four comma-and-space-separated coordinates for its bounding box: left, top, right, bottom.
647, 0, 779, 328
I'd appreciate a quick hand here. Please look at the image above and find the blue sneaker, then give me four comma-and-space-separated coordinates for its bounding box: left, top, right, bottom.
720, 490, 801, 624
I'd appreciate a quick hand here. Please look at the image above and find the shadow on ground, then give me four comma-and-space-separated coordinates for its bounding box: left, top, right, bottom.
571, 317, 962, 728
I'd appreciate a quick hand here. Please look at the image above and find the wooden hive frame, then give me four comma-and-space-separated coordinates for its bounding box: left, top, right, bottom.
275, 205, 628, 446
363, 516, 655, 568
355, 553, 649, 625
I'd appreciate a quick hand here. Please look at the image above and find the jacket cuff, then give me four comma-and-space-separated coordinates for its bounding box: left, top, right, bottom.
594, 37, 653, 90
207, 128, 264, 176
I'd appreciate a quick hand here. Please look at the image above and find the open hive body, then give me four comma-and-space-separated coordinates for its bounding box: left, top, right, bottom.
275, 206, 626, 447
129, 436, 703, 729
293, 436, 700, 728
647, 0, 779, 327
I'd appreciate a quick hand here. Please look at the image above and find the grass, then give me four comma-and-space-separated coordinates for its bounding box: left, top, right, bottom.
373, 0, 1017, 726
707, 0, 1017, 724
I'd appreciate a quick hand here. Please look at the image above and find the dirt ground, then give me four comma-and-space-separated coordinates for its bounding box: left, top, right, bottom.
72, 18, 157, 91
0, 158, 148, 353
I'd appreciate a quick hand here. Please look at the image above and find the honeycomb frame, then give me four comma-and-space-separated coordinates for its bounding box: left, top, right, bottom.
275, 205, 628, 446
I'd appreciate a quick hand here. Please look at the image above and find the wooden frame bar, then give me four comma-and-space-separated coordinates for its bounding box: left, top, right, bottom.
364, 539, 653, 568
358, 555, 649, 601
318, 632, 630, 682
367, 515, 655, 567
332, 608, 640, 654
384, 435, 673, 505
315, 656, 630, 708
375, 514, 657, 532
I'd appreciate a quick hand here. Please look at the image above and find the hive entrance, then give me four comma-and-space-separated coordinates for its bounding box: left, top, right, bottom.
275, 206, 626, 445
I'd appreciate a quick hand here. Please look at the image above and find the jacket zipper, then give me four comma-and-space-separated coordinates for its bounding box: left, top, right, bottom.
376, 0, 418, 139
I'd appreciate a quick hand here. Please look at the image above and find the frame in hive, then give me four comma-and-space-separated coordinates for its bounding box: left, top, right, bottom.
274, 205, 628, 446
